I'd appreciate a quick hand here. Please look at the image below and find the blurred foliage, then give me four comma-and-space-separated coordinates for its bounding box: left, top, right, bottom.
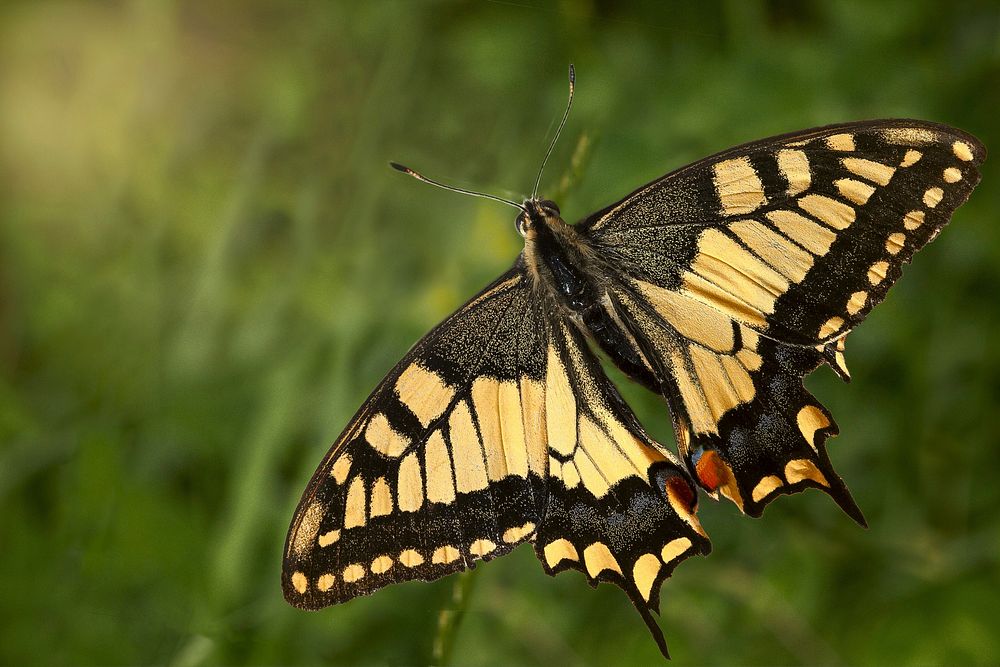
1, 1, 999, 665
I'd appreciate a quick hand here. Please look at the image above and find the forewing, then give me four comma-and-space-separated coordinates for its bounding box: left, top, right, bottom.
581, 121, 985, 517
282, 267, 551, 607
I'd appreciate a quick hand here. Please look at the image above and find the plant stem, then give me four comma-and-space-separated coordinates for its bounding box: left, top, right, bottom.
432, 568, 480, 666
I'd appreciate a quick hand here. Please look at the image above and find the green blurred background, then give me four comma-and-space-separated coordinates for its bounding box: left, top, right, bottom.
2, 1, 999, 665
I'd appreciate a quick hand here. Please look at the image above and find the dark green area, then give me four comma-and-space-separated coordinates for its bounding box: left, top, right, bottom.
2, 1, 999, 664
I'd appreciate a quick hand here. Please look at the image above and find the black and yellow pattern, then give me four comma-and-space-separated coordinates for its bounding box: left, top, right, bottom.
283, 265, 710, 653
583, 121, 984, 521
283, 117, 984, 659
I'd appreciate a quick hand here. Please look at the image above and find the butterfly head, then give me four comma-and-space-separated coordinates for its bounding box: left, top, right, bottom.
516, 198, 562, 239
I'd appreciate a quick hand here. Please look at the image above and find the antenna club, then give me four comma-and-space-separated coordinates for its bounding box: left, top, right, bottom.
389, 161, 410, 173
569, 64, 575, 84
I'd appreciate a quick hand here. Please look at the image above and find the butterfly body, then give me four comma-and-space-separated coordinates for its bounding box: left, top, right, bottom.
520, 199, 664, 396
283, 109, 984, 659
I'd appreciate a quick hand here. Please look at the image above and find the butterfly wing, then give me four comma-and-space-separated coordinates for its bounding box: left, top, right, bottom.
283, 267, 550, 607
535, 318, 710, 657
282, 261, 710, 656
579, 120, 985, 518
609, 284, 864, 522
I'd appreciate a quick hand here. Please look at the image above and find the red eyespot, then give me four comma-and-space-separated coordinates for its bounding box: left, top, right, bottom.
665, 475, 697, 515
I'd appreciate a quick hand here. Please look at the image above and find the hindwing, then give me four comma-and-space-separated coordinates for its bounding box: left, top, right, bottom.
582, 120, 985, 517
535, 320, 710, 655
611, 286, 860, 521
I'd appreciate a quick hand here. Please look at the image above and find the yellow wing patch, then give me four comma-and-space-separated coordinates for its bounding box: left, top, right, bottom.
777, 149, 811, 195
544, 325, 671, 499
713, 157, 767, 215
394, 363, 455, 429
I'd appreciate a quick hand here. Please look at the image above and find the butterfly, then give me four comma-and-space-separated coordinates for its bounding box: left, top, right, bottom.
281, 66, 985, 659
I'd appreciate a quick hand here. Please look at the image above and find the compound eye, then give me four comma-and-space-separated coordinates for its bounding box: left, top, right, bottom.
516, 215, 530, 238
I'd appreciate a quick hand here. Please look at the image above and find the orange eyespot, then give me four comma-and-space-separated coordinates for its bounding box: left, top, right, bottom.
694, 450, 727, 492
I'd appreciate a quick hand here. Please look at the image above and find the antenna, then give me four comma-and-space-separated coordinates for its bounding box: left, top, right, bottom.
389, 162, 525, 212
531, 64, 575, 199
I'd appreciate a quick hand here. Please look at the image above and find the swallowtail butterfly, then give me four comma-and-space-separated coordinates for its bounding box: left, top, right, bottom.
282, 66, 985, 658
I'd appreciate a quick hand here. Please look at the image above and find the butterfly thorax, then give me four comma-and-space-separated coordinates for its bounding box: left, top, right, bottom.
518, 197, 663, 393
